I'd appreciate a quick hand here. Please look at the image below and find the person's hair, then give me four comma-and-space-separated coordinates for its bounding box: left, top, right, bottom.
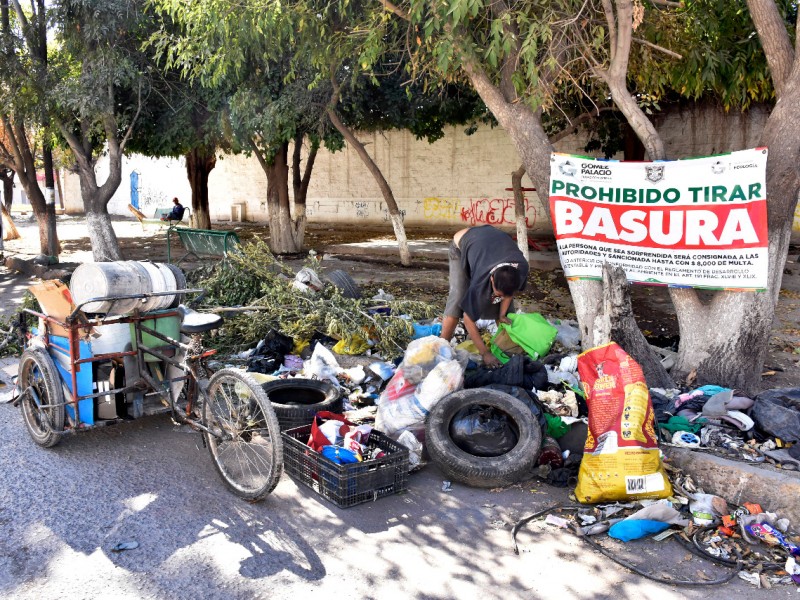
493, 265, 521, 295
172, 197, 180, 203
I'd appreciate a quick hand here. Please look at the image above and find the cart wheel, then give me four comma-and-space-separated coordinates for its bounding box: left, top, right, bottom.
18, 348, 64, 448
203, 368, 283, 501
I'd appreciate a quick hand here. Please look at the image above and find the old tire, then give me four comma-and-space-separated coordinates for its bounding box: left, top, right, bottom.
325, 269, 361, 299
425, 388, 542, 488
18, 348, 64, 448
261, 378, 342, 431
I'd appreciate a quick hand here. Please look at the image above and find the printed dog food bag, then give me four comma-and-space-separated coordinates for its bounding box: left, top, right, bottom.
575, 342, 672, 503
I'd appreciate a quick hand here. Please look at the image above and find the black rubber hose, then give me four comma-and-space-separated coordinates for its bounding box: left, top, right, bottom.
511, 504, 742, 587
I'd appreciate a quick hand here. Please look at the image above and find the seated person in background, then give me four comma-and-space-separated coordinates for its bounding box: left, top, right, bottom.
161, 197, 186, 222
440, 225, 529, 368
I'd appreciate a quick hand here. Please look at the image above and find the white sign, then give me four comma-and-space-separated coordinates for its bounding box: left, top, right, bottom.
549, 149, 769, 290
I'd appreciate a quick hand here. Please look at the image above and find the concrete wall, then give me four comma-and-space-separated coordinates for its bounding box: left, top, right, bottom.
64, 103, 799, 237
63, 154, 191, 217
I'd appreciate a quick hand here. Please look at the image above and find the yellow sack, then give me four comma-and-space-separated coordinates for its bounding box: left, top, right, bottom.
574, 342, 672, 503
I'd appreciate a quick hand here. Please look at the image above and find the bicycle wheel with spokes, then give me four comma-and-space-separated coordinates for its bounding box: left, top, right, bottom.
18, 348, 65, 448
203, 368, 283, 501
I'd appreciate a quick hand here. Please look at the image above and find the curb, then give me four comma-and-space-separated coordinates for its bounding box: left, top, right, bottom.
664, 446, 800, 523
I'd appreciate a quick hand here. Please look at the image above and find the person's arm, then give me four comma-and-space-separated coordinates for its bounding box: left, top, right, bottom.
497, 295, 514, 324
463, 312, 500, 368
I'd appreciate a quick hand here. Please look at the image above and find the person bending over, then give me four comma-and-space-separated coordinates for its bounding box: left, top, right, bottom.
161, 197, 186, 222
440, 225, 529, 368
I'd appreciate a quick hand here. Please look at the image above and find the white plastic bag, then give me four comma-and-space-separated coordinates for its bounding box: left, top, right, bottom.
416, 360, 464, 410
303, 343, 341, 384
292, 267, 323, 294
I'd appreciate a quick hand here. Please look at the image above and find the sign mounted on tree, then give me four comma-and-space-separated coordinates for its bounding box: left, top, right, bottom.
549, 148, 769, 290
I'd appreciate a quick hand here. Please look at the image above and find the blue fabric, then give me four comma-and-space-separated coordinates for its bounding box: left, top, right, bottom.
608, 520, 670, 542
696, 385, 730, 397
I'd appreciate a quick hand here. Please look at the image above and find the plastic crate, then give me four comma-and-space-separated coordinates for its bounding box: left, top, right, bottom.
282, 425, 409, 508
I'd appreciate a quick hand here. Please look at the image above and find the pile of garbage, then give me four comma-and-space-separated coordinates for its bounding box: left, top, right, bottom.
652, 385, 800, 469
512, 477, 800, 587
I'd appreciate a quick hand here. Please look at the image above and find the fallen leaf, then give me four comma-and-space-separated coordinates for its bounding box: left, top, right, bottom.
696, 570, 712, 581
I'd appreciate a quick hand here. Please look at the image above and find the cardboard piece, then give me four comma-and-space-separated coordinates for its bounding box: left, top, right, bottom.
28, 280, 91, 338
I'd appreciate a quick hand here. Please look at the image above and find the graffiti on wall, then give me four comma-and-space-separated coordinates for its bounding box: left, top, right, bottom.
423, 197, 461, 220
138, 188, 168, 212
424, 196, 539, 227
354, 201, 369, 218
381, 207, 407, 222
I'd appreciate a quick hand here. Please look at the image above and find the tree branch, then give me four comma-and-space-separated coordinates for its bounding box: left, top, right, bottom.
549, 106, 617, 144
120, 80, 143, 152
601, 0, 617, 62
632, 36, 682, 59
380, 0, 409, 21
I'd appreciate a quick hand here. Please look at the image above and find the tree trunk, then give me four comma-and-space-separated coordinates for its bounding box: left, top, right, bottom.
667, 1, 800, 393
185, 146, 216, 230
0, 169, 12, 212
85, 206, 123, 262
511, 164, 529, 260
291, 133, 318, 251
54, 168, 64, 209
265, 143, 301, 254
14, 172, 52, 255
326, 107, 412, 266
75, 163, 123, 262
596, 264, 675, 388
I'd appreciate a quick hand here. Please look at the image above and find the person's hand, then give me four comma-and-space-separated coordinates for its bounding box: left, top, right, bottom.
498, 315, 511, 325
482, 351, 501, 369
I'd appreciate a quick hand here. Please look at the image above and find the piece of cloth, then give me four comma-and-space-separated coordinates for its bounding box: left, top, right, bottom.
445, 225, 529, 321
659, 415, 706, 434
463, 353, 547, 390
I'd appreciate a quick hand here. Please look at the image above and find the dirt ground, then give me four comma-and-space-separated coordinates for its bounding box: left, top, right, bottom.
4, 213, 799, 391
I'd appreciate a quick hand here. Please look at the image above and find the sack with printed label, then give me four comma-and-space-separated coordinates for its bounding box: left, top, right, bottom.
574, 342, 672, 503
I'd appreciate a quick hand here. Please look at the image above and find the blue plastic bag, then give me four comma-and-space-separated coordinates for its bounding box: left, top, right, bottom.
608, 519, 670, 542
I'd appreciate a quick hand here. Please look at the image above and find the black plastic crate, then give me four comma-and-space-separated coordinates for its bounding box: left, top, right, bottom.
282, 425, 409, 508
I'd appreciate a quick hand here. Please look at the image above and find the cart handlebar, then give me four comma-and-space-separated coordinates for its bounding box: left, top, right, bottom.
67, 288, 205, 320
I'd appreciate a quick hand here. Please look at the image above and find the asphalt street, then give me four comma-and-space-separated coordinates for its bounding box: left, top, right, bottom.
0, 376, 790, 599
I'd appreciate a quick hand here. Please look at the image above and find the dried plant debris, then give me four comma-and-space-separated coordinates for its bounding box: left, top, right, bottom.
189, 240, 439, 358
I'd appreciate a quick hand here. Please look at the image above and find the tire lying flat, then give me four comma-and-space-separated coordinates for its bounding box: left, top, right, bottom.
261, 378, 342, 431
425, 388, 543, 488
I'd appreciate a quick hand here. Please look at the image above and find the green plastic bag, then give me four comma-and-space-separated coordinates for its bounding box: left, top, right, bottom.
490, 312, 558, 363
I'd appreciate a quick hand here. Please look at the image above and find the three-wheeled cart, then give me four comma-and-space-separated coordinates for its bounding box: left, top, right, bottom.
15, 288, 283, 501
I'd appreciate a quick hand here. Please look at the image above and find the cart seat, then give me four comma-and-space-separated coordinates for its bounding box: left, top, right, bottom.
177, 305, 223, 334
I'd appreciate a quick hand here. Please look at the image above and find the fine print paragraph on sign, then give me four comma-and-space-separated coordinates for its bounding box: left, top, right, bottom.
548, 148, 769, 290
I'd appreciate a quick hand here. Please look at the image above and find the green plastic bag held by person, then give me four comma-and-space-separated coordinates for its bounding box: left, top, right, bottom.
490, 312, 558, 364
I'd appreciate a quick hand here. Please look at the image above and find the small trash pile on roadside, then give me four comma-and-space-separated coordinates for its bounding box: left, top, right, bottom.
512, 476, 800, 588
652, 385, 800, 469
